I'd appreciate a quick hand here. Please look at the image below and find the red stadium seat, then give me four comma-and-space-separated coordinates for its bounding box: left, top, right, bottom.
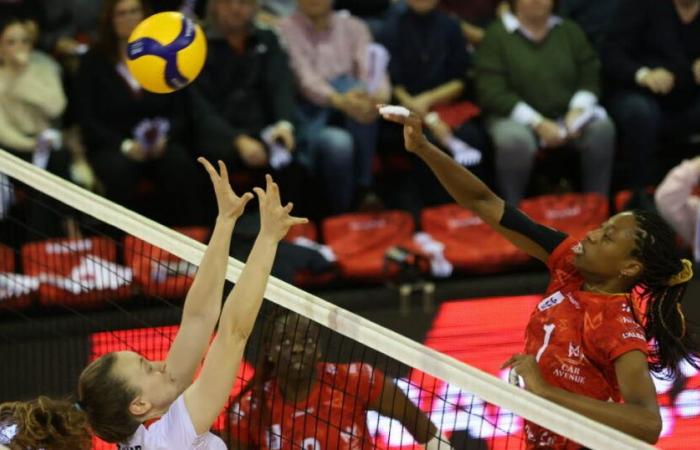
521, 193, 609, 240
421, 204, 530, 273
0, 244, 36, 310
284, 221, 318, 243
323, 211, 415, 279
123, 227, 210, 299
21, 237, 132, 308
0, 244, 13, 272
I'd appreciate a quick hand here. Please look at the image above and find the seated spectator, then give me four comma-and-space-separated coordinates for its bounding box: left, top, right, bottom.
73, 0, 217, 226
196, 0, 309, 217
379, 0, 490, 210
0, 16, 76, 239
0, 17, 65, 162
279, 0, 391, 213
655, 157, 700, 261
601, 0, 700, 210
36, 1, 102, 59
558, 0, 619, 51
440, 0, 508, 46
475, 0, 615, 204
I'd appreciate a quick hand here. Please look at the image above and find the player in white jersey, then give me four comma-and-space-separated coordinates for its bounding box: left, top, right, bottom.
0, 158, 306, 450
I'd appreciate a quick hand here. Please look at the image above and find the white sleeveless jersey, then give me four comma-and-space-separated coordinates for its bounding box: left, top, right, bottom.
119, 394, 226, 450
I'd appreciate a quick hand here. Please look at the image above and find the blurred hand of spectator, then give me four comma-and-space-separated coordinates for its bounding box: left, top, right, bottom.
394, 87, 430, 116
331, 91, 377, 124
534, 119, 567, 149
235, 134, 269, 167
122, 139, 148, 162
268, 121, 296, 151
639, 68, 675, 95
564, 108, 585, 139
693, 58, 700, 85
55, 36, 83, 56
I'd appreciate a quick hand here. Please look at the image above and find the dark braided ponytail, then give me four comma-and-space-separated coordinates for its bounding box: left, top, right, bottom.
632, 210, 700, 379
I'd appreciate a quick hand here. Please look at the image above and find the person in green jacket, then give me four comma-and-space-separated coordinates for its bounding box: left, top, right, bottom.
475, 0, 615, 204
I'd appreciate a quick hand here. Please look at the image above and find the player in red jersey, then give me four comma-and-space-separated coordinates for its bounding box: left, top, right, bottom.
380, 106, 700, 448
226, 311, 451, 450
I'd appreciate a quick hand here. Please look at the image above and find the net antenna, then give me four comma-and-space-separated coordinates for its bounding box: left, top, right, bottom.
0, 149, 655, 450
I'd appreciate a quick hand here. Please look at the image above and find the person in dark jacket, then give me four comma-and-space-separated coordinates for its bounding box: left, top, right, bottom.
601, 0, 700, 209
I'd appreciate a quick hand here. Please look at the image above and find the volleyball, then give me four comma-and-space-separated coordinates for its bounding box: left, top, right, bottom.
125, 11, 207, 94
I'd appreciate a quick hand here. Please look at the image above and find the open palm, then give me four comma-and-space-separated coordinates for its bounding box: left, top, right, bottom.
198, 157, 253, 220
254, 174, 308, 241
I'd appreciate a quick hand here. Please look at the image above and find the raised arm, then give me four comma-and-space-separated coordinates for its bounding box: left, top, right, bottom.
368, 378, 441, 446
380, 109, 563, 262
184, 175, 307, 435
166, 158, 254, 393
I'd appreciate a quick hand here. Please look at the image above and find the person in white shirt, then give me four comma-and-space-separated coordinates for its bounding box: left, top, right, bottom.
0, 158, 307, 450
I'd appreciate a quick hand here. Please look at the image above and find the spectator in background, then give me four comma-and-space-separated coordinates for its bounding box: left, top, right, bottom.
36, 1, 102, 58
655, 157, 700, 262
279, 0, 391, 213
558, 0, 618, 51
0, 16, 65, 163
475, 0, 615, 204
379, 0, 489, 211
0, 15, 75, 238
440, 0, 508, 46
196, 0, 309, 217
601, 0, 700, 210
73, 0, 222, 226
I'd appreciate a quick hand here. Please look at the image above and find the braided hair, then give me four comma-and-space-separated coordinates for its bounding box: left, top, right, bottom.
632, 210, 700, 379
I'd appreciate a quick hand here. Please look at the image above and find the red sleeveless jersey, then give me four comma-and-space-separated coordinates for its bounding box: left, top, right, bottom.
230, 363, 384, 450
523, 238, 649, 449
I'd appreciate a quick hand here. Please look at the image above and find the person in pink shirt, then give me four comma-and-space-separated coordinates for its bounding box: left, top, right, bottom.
278, 0, 391, 213
655, 157, 700, 261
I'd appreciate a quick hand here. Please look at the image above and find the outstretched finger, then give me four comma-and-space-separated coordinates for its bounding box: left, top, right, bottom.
240, 192, 255, 204
217, 160, 229, 184
283, 202, 294, 214
289, 215, 309, 226
253, 187, 266, 202
197, 157, 219, 181
265, 174, 280, 201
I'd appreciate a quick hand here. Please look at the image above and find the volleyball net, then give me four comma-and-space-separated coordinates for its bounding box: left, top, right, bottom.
0, 149, 654, 450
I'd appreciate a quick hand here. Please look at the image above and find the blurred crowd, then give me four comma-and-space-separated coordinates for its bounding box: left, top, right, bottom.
1, 0, 700, 246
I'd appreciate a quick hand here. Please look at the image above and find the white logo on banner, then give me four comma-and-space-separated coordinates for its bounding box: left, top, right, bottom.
39, 256, 132, 294
0, 273, 40, 300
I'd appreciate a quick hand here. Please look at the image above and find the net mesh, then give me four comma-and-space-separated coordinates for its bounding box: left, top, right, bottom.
0, 150, 655, 450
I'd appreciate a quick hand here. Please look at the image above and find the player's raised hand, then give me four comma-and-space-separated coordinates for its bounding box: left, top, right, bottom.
378, 105, 429, 154
254, 174, 308, 241
198, 157, 254, 221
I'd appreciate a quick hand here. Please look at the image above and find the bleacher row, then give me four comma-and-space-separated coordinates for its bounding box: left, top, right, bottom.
0, 191, 622, 312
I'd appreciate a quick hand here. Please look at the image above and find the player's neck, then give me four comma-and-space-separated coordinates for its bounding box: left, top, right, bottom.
581, 280, 629, 296
278, 373, 318, 403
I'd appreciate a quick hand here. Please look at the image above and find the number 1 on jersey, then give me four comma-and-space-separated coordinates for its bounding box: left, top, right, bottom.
535, 323, 555, 362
